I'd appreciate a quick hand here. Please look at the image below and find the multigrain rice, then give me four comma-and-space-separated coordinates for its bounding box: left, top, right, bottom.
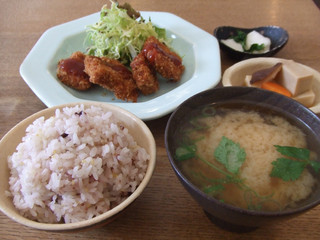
7, 104, 149, 223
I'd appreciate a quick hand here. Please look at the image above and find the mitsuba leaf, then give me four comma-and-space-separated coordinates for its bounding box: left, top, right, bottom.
203, 184, 225, 194
175, 144, 197, 161
310, 160, 320, 173
248, 43, 265, 52
270, 158, 306, 181
190, 118, 209, 131
233, 30, 247, 51
274, 145, 310, 161
233, 30, 246, 43
214, 136, 246, 174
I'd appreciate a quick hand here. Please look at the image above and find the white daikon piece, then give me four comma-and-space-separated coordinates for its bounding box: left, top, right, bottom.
245, 30, 271, 53
221, 39, 244, 52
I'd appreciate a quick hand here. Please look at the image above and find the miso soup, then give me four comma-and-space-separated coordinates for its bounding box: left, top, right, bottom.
174, 103, 319, 211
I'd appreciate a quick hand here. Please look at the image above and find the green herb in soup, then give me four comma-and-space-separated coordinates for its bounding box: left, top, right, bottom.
214, 136, 246, 174
174, 105, 318, 212
271, 145, 320, 181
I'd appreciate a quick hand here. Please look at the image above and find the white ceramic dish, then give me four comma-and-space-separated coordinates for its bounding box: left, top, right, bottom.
20, 12, 221, 121
222, 57, 320, 114
0, 102, 156, 231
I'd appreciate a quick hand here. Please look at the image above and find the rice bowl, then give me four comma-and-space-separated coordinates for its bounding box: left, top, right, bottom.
0, 102, 156, 231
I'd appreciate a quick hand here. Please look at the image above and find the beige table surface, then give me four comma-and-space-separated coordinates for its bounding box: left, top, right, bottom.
1, 0, 320, 239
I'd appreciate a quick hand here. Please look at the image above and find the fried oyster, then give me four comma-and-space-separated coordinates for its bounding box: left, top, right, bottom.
84, 55, 138, 102
142, 36, 185, 82
57, 51, 92, 90
130, 52, 159, 95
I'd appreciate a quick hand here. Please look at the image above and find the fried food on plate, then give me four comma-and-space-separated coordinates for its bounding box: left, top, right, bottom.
56, 35, 185, 101
142, 36, 185, 82
84, 55, 138, 102
57, 51, 92, 90
130, 52, 159, 95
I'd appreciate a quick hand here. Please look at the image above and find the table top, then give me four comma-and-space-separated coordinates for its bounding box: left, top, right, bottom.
1, 0, 320, 239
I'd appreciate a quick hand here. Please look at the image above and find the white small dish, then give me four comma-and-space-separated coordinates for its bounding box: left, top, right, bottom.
222, 57, 320, 114
20, 12, 221, 120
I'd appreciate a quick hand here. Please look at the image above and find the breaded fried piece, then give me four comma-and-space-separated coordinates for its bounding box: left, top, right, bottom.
84, 56, 138, 102
130, 52, 159, 95
142, 36, 185, 82
57, 51, 92, 90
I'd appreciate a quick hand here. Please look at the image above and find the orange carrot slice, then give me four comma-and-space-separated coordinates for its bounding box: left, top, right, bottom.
261, 81, 292, 97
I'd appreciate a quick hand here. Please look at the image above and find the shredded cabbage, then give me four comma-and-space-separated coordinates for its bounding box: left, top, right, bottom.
85, 1, 170, 64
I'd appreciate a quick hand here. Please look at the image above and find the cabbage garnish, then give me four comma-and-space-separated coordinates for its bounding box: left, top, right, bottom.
85, 1, 171, 64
